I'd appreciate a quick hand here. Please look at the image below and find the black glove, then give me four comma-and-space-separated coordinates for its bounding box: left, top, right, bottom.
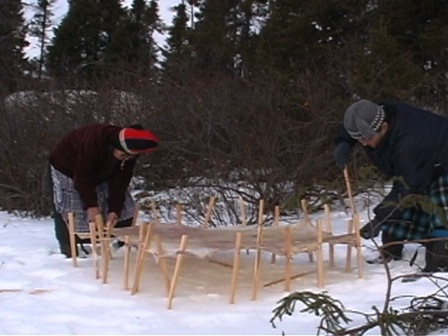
360, 218, 382, 239
334, 142, 352, 168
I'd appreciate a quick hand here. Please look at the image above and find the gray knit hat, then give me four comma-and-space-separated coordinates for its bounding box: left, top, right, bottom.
343, 100, 385, 140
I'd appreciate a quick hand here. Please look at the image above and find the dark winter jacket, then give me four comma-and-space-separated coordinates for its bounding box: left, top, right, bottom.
49, 123, 137, 216
336, 102, 448, 222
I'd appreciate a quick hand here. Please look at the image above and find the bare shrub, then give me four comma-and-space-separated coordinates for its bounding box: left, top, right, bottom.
131, 71, 346, 225
0, 63, 390, 221
0, 81, 158, 216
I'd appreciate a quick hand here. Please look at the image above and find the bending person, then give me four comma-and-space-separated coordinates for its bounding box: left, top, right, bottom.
49, 123, 159, 257
334, 100, 448, 267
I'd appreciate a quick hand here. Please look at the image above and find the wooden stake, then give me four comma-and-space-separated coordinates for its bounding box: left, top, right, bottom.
205, 257, 233, 268
300, 200, 314, 263
284, 226, 292, 291
251, 224, 263, 301
353, 213, 364, 278
343, 167, 357, 216
0, 289, 51, 294
154, 234, 171, 296
123, 235, 131, 290
229, 232, 242, 304
129, 222, 151, 290
106, 220, 115, 260
131, 203, 140, 227
95, 214, 109, 284
202, 196, 216, 228
271, 205, 280, 264
263, 270, 315, 287
129, 221, 147, 290
167, 235, 188, 310
345, 219, 353, 272
343, 167, 358, 272
239, 196, 250, 254
301, 199, 310, 224
325, 204, 335, 268
68, 212, 77, 267
131, 223, 153, 295
258, 199, 264, 226
316, 220, 325, 288
89, 221, 100, 279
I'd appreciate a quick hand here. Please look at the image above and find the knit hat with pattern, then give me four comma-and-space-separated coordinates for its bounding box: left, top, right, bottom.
344, 100, 385, 140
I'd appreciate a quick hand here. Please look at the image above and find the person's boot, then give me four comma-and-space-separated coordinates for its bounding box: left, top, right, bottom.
59, 242, 73, 258
53, 211, 77, 258
366, 231, 403, 264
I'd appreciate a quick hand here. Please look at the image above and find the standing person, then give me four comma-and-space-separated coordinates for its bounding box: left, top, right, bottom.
49, 123, 159, 257
334, 99, 448, 267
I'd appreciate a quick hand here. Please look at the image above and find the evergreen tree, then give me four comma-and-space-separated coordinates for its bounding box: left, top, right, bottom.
377, 0, 448, 102
0, 0, 29, 94
227, 0, 269, 78
254, 0, 313, 72
29, 0, 56, 79
46, 0, 128, 80
186, 0, 199, 29
255, 0, 369, 73
162, 2, 192, 79
190, 0, 239, 74
126, 0, 161, 74
107, 0, 162, 76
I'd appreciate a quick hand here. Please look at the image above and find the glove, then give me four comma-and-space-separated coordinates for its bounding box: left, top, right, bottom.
334, 142, 352, 168
360, 218, 382, 239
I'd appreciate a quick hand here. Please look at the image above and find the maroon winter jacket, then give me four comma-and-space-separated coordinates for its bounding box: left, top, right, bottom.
49, 123, 137, 216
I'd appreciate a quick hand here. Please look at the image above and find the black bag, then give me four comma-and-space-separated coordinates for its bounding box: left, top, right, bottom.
424, 239, 448, 272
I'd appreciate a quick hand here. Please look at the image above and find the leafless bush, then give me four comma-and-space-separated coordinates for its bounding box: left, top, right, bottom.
0, 80, 157, 216
132, 71, 348, 224
0, 67, 383, 220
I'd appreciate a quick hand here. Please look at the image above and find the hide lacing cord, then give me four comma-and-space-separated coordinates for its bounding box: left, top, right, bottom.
409, 246, 422, 267
79, 241, 90, 255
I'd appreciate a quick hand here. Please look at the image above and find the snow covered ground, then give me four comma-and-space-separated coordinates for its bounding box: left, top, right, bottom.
1, 204, 448, 335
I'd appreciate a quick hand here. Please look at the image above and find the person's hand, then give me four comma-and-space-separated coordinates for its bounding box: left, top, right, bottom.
334, 142, 352, 168
360, 218, 382, 239
106, 212, 119, 228
87, 207, 101, 223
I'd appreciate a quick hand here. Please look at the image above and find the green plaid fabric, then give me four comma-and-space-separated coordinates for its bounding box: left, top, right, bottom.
382, 173, 448, 240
